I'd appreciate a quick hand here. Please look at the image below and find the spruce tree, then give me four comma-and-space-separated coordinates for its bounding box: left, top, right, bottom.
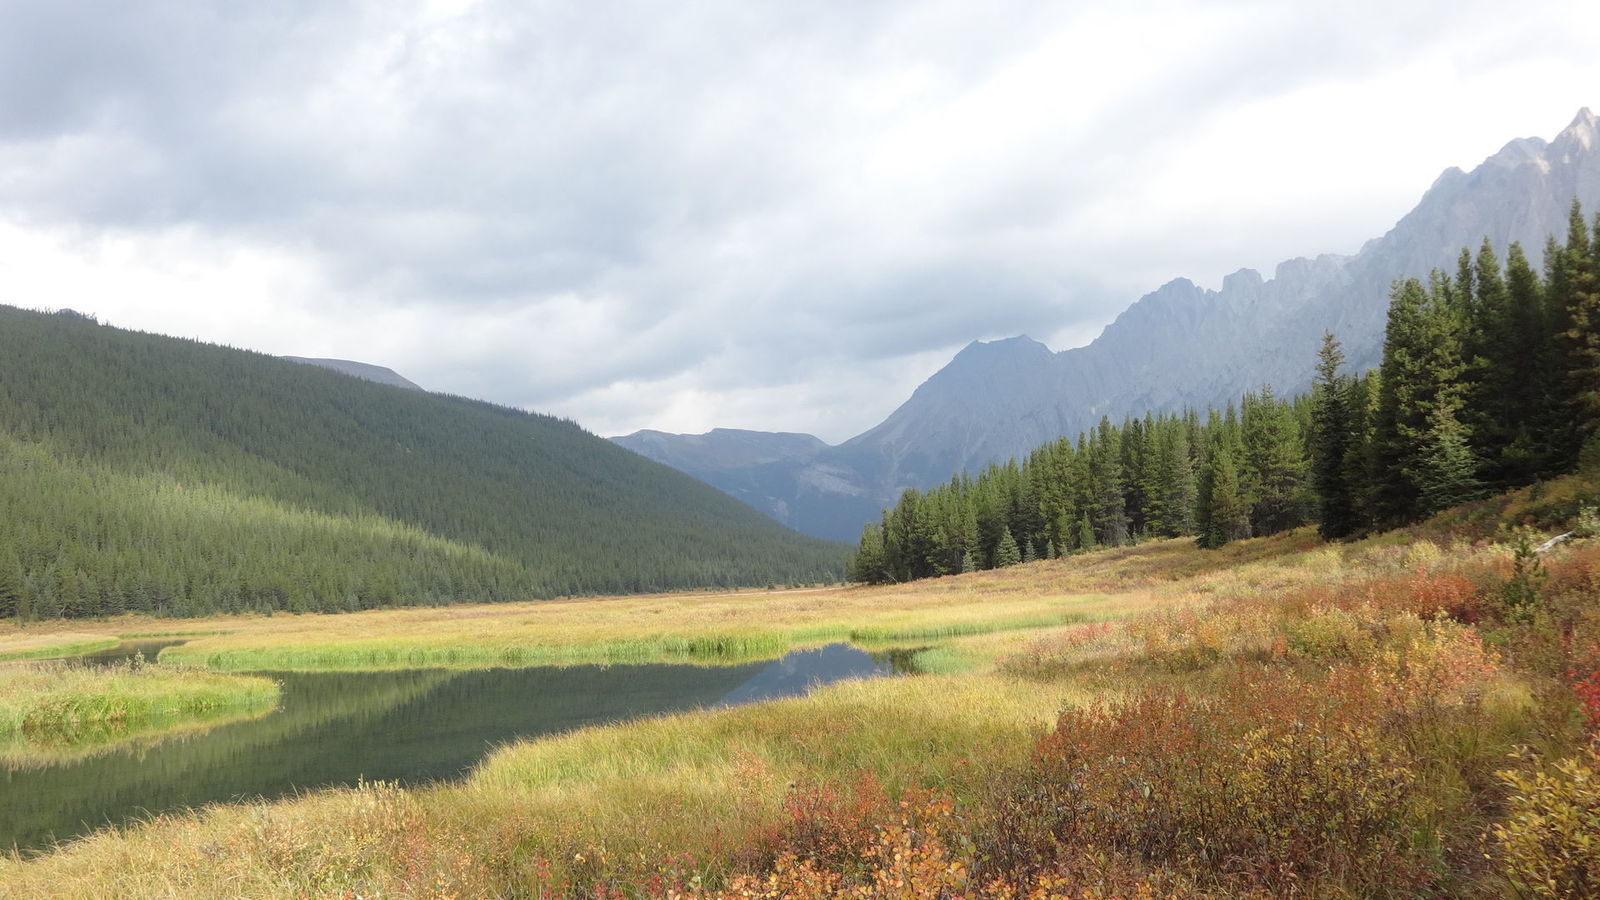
994, 527, 1022, 567
1241, 385, 1308, 535
850, 522, 890, 584
1418, 405, 1484, 515
1075, 513, 1095, 554
1197, 446, 1248, 549
1372, 276, 1467, 526
1554, 201, 1600, 462
1310, 334, 1359, 538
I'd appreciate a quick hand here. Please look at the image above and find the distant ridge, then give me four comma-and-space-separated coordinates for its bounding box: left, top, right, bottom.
616, 108, 1600, 542
283, 356, 424, 391
0, 305, 843, 619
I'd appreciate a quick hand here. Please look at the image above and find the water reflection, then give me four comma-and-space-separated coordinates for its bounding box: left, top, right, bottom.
0, 642, 906, 853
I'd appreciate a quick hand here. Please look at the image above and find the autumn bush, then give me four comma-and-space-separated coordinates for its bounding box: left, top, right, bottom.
975, 670, 1435, 897
1494, 749, 1600, 899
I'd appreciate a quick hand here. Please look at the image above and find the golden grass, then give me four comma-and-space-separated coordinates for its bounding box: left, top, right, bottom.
0, 633, 120, 662
0, 661, 280, 765
146, 574, 1162, 671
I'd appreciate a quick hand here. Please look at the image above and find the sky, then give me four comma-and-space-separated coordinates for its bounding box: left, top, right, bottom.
1, 0, 1597, 443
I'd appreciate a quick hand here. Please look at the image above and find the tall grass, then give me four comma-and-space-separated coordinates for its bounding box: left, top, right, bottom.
0, 659, 280, 764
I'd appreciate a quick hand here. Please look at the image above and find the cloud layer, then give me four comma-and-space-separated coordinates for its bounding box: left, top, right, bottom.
2, 0, 1597, 441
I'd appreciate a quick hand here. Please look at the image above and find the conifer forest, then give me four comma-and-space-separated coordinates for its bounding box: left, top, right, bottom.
852, 201, 1600, 583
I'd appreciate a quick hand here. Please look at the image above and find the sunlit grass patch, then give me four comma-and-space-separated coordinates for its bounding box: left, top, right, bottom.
0, 633, 120, 662
0, 660, 280, 764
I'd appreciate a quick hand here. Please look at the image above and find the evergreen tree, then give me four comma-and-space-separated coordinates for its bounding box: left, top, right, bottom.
1087, 418, 1128, 546
850, 522, 890, 584
1310, 334, 1359, 539
1241, 385, 1309, 534
1418, 405, 1484, 515
994, 527, 1022, 567
1075, 513, 1095, 554
1371, 276, 1467, 526
1554, 201, 1600, 462
0, 559, 20, 620
1197, 446, 1249, 549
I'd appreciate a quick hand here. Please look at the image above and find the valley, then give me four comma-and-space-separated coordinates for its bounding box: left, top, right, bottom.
1, 475, 1595, 896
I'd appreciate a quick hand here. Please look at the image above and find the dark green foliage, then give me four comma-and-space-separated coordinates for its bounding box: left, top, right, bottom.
1501, 527, 1548, 622
1552, 202, 1600, 463
1417, 406, 1484, 515
994, 528, 1022, 568
854, 391, 1307, 575
1196, 446, 1250, 550
1310, 334, 1361, 539
1241, 385, 1310, 534
1372, 275, 1470, 526
0, 306, 843, 618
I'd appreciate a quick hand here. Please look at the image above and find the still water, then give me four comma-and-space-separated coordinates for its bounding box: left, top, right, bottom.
1, 642, 910, 853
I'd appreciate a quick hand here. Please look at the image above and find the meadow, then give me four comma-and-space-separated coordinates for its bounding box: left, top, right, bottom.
1, 478, 1598, 897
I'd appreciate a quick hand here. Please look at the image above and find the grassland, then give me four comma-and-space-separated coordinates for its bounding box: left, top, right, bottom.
0, 633, 120, 662
2, 480, 1598, 897
0, 661, 281, 766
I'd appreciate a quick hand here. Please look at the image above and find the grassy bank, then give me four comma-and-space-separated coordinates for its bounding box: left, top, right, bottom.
150, 581, 1154, 671
0, 634, 120, 662
0, 660, 280, 765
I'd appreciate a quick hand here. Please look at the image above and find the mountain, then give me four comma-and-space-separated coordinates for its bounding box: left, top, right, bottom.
0, 306, 843, 620
282, 356, 424, 391
611, 428, 883, 538
615, 108, 1600, 542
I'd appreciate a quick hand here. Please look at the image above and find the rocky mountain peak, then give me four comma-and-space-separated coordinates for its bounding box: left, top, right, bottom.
1556, 106, 1597, 152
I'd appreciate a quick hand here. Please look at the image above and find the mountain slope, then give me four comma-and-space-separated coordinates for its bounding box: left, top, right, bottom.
282, 357, 424, 391
0, 306, 843, 619
619, 108, 1600, 542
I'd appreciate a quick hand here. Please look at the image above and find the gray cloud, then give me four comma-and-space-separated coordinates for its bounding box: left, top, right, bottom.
1, 0, 1597, 442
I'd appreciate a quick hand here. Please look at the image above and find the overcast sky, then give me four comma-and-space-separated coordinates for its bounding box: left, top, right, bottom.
1, 0, 1597, 442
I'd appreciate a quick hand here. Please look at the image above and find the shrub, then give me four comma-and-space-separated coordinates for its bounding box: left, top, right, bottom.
980, 679, 1431, 896
1495, 749, 1600, 899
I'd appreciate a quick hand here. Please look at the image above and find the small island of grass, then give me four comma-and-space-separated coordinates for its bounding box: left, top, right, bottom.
0, 632, 121, 662
0, 659, 280, 763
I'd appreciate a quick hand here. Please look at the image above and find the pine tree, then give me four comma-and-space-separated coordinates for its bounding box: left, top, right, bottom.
850, 522, 890, 584
1075, 513, 1095, 554
994, 527, 1022, 567
1418, 405, 1484, 515
1310, 334, 1359, 538
1241, 385, 1308, 535
1554, 201, 1600, 462
1372, 276, 1467, 526
1197, 446, 1249, 549
959, 551, 977, 574
1087, 417, 1128, 546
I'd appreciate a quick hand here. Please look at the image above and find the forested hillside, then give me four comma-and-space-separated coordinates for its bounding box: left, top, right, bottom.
854, 201, 1600, 582
0, 307, 843, 619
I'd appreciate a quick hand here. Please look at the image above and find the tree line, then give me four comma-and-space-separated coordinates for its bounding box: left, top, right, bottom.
851, 200, 1600, 583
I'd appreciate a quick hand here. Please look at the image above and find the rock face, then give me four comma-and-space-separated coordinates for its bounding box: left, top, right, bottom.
616, 109, 1600, 542
283, 357, 424, 392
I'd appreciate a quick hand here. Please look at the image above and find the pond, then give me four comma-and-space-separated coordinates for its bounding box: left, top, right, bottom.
0, 642, 913, 854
